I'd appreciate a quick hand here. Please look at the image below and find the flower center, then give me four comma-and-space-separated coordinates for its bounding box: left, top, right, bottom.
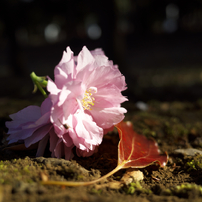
81, 87, 97, 110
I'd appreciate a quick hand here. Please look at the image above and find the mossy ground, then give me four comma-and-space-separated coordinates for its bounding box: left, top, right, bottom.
1, 98, 202, 202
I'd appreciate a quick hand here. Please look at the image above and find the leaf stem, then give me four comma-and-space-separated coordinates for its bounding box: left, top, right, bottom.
42, 164, 124, 187
30, 72, 48, 98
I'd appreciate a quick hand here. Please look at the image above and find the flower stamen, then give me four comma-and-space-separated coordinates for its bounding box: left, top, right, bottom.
81, 87, 96, 110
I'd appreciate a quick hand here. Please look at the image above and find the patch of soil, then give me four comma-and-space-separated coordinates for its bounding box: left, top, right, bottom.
1, 98, 202, 202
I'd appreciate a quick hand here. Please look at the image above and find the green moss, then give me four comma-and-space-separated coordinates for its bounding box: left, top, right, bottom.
163, 121, 189, 137
90, 188, 102, 194
142, 128, 156, 137
174, 183, 202, 195
127, 186, 135, 194
0, 179, 4, 184
114, 176, 121, 180
27, 179, 34, 183
0, 158, 45, 185
185, 155, 202, 172
124, 181, 152, 195
161, 183, 202, 197
77, 175, 84, 180
0, 164, 7, 170
23, 165, 30, 173
161, 188, 172, 196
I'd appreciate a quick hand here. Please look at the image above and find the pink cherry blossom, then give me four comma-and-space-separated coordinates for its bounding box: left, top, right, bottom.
47, 46, 127, 157
6, 46, 127, 160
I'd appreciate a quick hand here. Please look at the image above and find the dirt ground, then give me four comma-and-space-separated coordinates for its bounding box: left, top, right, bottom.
1, 97, 202, 202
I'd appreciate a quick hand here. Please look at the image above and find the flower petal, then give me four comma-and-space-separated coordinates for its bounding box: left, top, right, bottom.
62, 132, 74, 147
89, 107, 127, 129
64, 144, 74, 160
54, 138, 64, 158
49, 128, 59, 155
24, 123, 53, 147
36, 134, 49, 157
76, 46, 95, 72
54, 47, 75, 87
6, 106, 41, 130
41, 97, 52, 115
76, 146, 98, 157
85, 65, 127, 91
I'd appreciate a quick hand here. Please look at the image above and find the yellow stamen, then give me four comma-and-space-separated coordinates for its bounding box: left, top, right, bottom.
81, 88, 96, 110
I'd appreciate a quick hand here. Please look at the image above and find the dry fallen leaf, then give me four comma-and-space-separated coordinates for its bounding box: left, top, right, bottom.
117, 121, 168, 168
42, 121, 168, 187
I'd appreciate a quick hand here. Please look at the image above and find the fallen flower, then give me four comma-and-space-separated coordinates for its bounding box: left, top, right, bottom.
6, 46, 127, 160
47, 46, 127, 157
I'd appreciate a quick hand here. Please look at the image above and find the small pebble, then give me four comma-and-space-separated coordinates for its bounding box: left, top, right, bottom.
174, 148, 202, 156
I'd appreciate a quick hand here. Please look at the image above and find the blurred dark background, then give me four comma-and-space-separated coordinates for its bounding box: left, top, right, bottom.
1, 0, 202, 102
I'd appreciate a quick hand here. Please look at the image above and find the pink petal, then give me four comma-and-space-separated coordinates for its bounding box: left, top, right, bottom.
90, 48, 112, 67
58, 87, 71, 106
50, 105, 66, 136
7, 128, 37, 144
24, 123, 53, 147
75, 112, 103, 145
41, 97, 52, 115
76, 146, 97, 157
90, 48, 105, 56
87, 66, 127, 91
82, 115, 103, 145
54, 47, 75, 84
66, 111, 103, 153
89, 107, 127, 129
93, 87, 128, 108
36, 134, 49, 157
62, 132, 74, 147
23, 112, 50, 129
76, 46, 95, 73
68, 127, 82, 149
62, 98, 78, 119
7, 106, 41, 129
54, 139, 64, 158
54, 66, 68, 89
49, 128, 59, 153
64, 144, 74, 160
47, 77, 60, 104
